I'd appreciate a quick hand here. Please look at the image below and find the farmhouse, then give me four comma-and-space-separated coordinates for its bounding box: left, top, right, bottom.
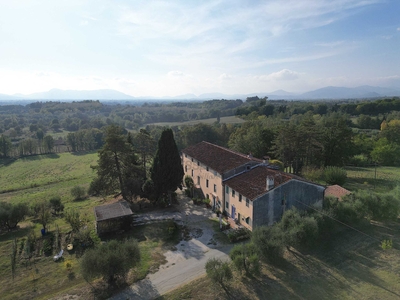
94, 200, 133, 235
182, 141, 325, 230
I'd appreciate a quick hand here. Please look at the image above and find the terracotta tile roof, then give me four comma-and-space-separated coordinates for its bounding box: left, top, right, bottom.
182, 141, 262, 174
325, 185, 351, 200
94, 200, 133, 222
224, 165, 294, 200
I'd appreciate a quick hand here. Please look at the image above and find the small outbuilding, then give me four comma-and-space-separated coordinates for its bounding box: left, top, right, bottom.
94, 200, 133, 235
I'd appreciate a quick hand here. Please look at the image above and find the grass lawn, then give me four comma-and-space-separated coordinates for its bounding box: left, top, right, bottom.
145, 116, 245, 127
0, 152, 182, 300
160, 220, 400, 300
344, 166, 400, 193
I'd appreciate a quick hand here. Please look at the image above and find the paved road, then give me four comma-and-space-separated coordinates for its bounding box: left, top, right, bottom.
110, 197, 232, 300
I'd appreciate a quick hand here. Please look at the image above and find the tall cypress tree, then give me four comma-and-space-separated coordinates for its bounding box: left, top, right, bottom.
151, 128, 184, 201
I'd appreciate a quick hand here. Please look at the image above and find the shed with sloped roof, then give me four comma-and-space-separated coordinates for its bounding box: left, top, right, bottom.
94, 200, 133, 235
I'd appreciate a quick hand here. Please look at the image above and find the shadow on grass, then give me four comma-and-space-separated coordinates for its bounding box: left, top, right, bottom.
21, 153, 60, 161
71, 150, 97, 156
0, 225, 33, 243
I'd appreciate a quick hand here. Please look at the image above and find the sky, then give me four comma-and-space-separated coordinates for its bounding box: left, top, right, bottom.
0, 0, 400, 97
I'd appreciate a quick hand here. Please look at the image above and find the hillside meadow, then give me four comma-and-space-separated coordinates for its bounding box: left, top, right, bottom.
0, 152, 180, 300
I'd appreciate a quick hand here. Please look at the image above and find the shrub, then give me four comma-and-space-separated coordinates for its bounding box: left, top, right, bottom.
348, 154, 370, 167
323, 166, 347, 185
184, 175, 194, 188
71, 186, 86, 201
302, 166, 324, 182
353, 189, 400, 221
269, 159, 284, 171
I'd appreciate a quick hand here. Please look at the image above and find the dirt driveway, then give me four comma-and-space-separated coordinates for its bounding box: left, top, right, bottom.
110, 194, 232, 300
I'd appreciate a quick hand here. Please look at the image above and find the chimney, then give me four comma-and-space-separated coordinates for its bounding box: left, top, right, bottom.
266, 176, 274, 191
263, 156, 270, 165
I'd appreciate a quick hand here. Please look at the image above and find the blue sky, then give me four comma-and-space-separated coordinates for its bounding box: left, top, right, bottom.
0, 0, 399, 97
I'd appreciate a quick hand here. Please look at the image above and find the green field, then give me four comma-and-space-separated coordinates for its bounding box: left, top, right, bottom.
0, 152, 179, 300
145, 115, 246, 127
345, 166, 400, 193
0, 152, 98, 204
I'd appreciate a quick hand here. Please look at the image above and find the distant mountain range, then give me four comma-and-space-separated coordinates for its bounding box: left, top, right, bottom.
0, 85, 399, 101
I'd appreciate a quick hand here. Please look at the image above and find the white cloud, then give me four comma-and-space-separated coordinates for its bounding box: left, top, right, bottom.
397, 27, 400, 31
80, 20, 89, 26
315, 40, 345, 47
258, 69, 301, 81
167, 71, 186, 77
218, 73, 232, 80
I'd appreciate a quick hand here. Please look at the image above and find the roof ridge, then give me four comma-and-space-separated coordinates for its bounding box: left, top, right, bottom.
201, 141, 262, 162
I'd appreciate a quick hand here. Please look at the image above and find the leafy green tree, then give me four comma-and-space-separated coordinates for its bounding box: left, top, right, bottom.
64, 209, 84, 232
0, 135, 12, 157
43, 135, 54, 153
321, 114, 354, 166
280, 208, 319, 250
0, 202, 29, 230
49, 196, 64, 215
371, 138, 400, 166
91, 125, 141, 200
251, 226, 284, 263
133, 129, 156, 178
151, 128, 184, 201
205, 258, 233, 292
229, 243, 260, 276
36, 200, 52, 231
80, 239, 140, 285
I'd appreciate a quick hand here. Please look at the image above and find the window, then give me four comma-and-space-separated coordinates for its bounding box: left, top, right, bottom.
225, 201, 229, 210
225, 186, 229, 194
206, 179, 209, 188
232, 189, 235, 197
185, 165, 187, 172
239, 194, 242, 202
185, 154, 187, 158
197, 176, 200, 185
214, 184, 217, 192
206, 194, 209, 199
191, 169, 194, 177
197, 161, 200, 166
206, 166, 209, 171
246, 217, 251, 225
246, 198, 249, 207
191, 158, 193, 162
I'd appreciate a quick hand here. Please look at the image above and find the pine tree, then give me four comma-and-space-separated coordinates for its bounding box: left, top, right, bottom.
90, 125, 141, 200
151, 128, 184, 201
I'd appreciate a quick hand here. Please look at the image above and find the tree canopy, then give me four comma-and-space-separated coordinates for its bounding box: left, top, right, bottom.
151, 128, 184, 200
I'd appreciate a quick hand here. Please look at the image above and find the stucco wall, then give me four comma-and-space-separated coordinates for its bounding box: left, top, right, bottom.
225, 185, 253, 230
182, 154, 223, 209
252, 179, 325, 229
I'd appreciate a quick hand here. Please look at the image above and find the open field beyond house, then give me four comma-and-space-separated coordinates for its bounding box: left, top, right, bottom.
145, 115, 246, 127
345, 166, 400, 193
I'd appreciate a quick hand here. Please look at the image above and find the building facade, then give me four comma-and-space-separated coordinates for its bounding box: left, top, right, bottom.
182, 141, 325, 231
